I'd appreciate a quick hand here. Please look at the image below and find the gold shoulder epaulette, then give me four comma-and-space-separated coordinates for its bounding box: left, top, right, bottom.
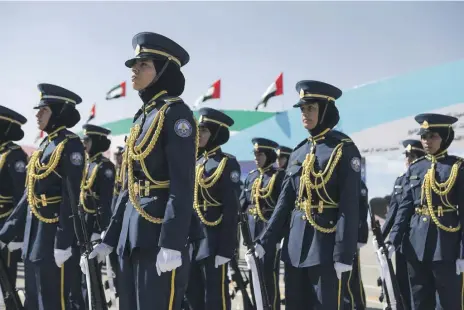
66, 134, 79, 139
341, 138, 352, 143
164, 97, 182, 103
410, 156, 424, 165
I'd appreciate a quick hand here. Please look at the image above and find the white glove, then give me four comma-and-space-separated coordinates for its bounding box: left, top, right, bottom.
372, 236, 379, 250
255, 244, 265, 259
357, 243, 367, 249
456, 259, 464, 275
90, 233, 101, 242
79, 254, 87, 275
227, 265, 235, 281
100, 230, 106, 240
215, 255, 230, 268
156, 247, 182, 276
7, 242, 23, 252
377, 243, 395, 260
334, 262, 352, 280
88, 243, 113, 263
386, 243, 395, 259
0, 241, 5, 250
54, 247, 72, 268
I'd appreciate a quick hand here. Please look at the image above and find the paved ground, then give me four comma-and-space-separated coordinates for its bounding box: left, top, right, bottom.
14, 234, 384, 309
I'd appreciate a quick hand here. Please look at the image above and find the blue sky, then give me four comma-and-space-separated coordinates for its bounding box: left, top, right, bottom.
1, 1, 464, 146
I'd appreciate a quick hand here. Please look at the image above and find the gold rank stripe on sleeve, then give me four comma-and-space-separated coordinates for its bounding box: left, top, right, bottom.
27, 138, 69, 223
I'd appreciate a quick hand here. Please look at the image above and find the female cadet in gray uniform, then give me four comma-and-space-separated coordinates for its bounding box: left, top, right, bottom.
388, 113, 464, 310
184, 107, 241, 310
0, 84, 86, 310
256, 80, 362, 309
88, 32, 197, 310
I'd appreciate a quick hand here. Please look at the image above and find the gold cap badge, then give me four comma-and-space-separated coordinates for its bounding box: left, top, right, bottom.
299, 88, 305, 99
406, 144, 412, 152
421, 120, 429, 129
135, 44, 141, 56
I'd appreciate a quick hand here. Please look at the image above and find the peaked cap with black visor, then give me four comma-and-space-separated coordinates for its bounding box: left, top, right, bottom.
82, 124, 112, 157
414, 113, 458, 154
252, 137, 279, 168
294, 80, 342, 136
125, 32, 189, 101
402, 139, 425, 159
35, 83, 82, 132
198, 108, 234, 152
0, 106, 27, 142
275, 145, 292, 158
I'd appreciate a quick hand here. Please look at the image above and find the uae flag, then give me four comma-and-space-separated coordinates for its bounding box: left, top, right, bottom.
255, 73, 283, 110
86, 103, 96, 123
106, 81, 126, 100
34, 130, 44, 143
194, 79, 221, 108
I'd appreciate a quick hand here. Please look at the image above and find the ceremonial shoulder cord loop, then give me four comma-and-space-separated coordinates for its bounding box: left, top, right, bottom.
420, 156, 462, 233
194, 145, 227, 226
251, 165, 277, 223
126, 103, 170, 224
27, 139, 68, 223
79, 154, 102, 214
296, 140, 344, 233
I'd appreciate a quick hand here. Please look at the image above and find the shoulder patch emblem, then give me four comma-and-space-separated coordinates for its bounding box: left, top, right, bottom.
230, 170, 240, 183
174, 119, 192, 138
14, 161, 26, 173
104, 168, 113, 179
350, 157, 361, 172
70, 152, 83, 166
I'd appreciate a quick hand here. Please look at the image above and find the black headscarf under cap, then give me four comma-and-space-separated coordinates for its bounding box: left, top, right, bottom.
414, 113, 457, 154
294, 80, 342, 136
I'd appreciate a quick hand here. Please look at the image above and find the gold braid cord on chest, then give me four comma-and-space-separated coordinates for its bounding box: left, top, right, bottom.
26, 139, 68, 224
125, 104, 171, 224
420, 158, 462, 233
250, 168, 277, 223
114, 154, 127, 194
125, 104, 200, 224
194, 147, 227, 227
0, 150, 11, 171
79, 156, 102, 214
296, 142, 343, 234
